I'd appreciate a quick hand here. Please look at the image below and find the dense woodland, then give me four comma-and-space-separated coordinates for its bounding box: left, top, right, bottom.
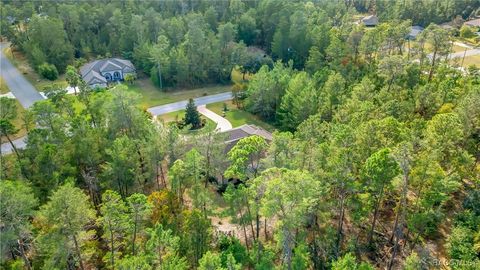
1, 0, 480, 269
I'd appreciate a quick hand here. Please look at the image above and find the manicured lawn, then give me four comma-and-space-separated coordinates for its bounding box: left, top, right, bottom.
121, 78, 232, 109
157, 110, 185, 122
3, 46, 67, 91
231, 67, 251, 84
0, 76, 9, 94
207, 100, 276, 132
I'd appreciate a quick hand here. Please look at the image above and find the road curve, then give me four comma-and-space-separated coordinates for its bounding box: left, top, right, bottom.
147, 92, 232, 116
0, 43, 44, 108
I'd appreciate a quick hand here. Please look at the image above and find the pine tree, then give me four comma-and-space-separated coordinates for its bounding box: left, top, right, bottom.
184, 99, 202, 129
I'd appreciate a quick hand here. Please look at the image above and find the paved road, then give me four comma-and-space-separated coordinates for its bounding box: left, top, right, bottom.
0, 43, 44, 108
427, 48, 480, 60
1, 137, 26, 155
148, 92, 232, 116
197, 105, 232, 132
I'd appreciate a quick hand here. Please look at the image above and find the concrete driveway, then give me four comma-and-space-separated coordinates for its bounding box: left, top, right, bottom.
0, 43, 44, 108
148, 92, 232, 116
197, 105, 232, 132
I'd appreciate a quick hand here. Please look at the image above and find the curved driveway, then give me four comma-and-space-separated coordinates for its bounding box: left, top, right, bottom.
0, 43, 44, 108
197, 105, 232, 132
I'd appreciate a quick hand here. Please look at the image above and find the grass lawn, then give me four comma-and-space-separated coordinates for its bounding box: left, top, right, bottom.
157, 110, 185, 122
3, 46, 67, 91
460, 54, 480, 68
451, 44, 469, 53
121, 78, 232, 109
231, 67, 251, 84
207, 100, 276, 132
1, 99, 29, 143
0, 76, 9, 94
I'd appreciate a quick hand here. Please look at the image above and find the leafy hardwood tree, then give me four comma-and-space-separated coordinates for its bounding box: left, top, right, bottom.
65, 65, 80, 95
225, 135, 268, 180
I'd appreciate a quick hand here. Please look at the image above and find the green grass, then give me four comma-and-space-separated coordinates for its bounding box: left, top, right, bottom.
121, 79, 232, 109
157, 110, 185, 122
460, 54, 480, 68
3, 46, 68, 91
1, 99, 29, 143
0, 76, 9, 94
207, 100, 276, 132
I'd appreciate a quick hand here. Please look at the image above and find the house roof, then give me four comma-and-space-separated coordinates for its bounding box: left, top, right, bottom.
80, 58, 135, 84
465, 18, 480, 27
408, 26, 424, 39
83, 70, 107, 85
361, 15, 378, 26
221, 124, 273, 152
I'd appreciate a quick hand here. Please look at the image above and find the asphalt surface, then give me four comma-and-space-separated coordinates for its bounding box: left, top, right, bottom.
0, 43, 44, 108
197, 105, 233, 132
1, 137, 27, 155
427, 48, 480, 60
147, 92, 232, 116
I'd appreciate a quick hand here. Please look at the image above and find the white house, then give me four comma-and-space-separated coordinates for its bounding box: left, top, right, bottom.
80, 58, 135, 88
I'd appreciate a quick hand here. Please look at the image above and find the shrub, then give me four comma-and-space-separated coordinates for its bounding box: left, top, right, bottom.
38, 63, 58, 80
460, 25, 475, 39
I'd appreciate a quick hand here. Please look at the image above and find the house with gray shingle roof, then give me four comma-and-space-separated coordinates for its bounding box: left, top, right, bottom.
407, 26, 424, 40
80, 58, 135, 88
221, 124, 273, 152
361, 15, 379, 27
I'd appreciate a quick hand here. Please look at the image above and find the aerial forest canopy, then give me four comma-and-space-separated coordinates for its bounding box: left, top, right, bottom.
0, 0, 479, 269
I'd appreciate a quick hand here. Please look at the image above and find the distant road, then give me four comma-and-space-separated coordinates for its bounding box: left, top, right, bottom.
0, 43, 44, 108
148, 92, 232, 116
427, 48, 480, 60
1, 137, 26, 155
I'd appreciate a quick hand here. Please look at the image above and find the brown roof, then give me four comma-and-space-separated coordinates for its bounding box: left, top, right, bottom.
222, 124, 273, 152
465, 19, 480, 27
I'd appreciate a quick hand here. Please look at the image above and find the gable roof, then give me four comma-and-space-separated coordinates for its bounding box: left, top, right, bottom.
361, 15, 378, 26
465, 18, 480, 27
408, 25, 424, 39
83, 70, 107, 85
80, 58, 135, 82
221, 124, 273, 152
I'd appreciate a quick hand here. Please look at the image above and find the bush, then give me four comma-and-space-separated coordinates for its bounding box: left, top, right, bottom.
38, 63, 58, 80
460, 25, 475, 39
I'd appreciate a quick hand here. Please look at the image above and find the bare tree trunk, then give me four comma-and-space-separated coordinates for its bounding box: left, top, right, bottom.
428, 50, 437, 81
388, 147, 410, 269
336, 194, 346, 258
72, 233, 85, 270
18, 239, 31, 270
367, 187, 385, 246
132, 214, 138, 256
264, 217, 268, 241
